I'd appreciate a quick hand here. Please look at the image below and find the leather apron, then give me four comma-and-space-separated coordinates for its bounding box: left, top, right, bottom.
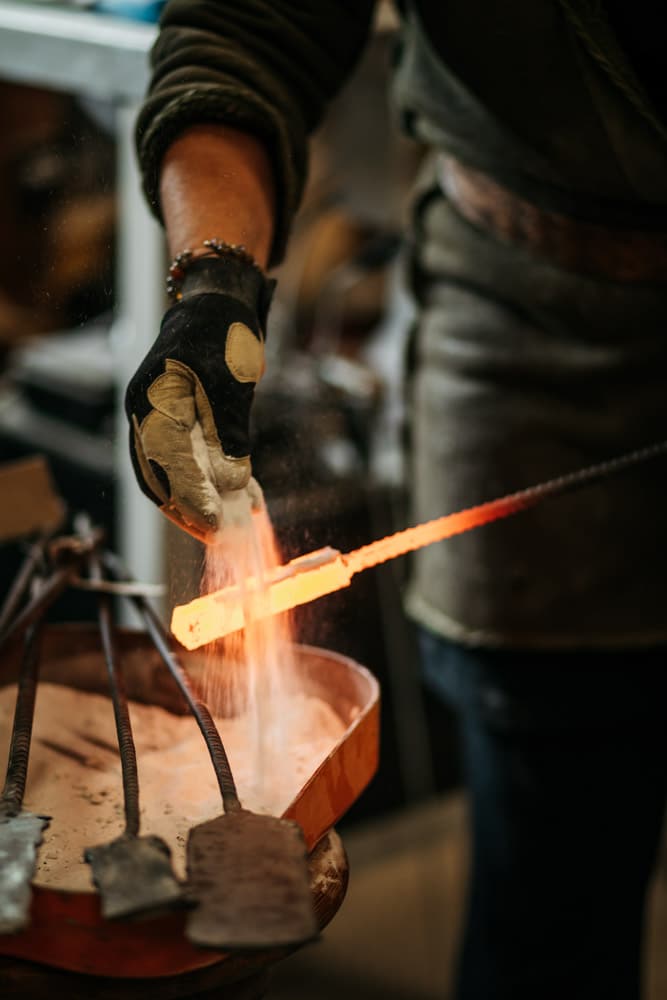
392, 1, 667, 647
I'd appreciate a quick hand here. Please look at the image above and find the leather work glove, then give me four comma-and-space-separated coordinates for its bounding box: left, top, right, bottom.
125, 254, 275, 542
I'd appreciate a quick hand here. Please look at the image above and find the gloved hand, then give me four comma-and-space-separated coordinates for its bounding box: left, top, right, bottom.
125, 254, 275, 542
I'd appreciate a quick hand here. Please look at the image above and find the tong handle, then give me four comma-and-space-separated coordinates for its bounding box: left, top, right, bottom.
102, 552, 241, 814
89, 552, 141, 838
1, 611, 42, 817
0, 534, 49, 639
0, 527, 105, 654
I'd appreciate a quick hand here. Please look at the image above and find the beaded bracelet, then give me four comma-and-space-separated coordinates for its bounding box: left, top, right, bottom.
166, 238, 262, 302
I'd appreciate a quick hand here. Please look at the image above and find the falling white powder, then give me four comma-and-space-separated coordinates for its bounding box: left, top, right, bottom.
200, 496, 307, 810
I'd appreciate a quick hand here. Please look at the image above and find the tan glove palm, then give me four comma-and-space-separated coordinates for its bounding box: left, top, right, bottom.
125, 258, 274, 542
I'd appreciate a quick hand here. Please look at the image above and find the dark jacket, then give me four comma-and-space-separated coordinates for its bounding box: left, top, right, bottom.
136, 1, 667, 264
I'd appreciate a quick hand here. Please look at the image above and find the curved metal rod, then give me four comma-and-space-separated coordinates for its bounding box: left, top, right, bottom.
101, 551, 241, 815
0, 533, 49, 639
89, 552, 141, 837
1, 615, 43, 816
0, 529, 105, 653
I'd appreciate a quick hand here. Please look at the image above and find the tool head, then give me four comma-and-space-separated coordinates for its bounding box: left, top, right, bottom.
0, 809, 50, 933
185, 809, 318, 950
84, 833, 183, 920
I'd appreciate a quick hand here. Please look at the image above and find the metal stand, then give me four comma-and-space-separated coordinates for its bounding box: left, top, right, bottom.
0, 1, 164, 587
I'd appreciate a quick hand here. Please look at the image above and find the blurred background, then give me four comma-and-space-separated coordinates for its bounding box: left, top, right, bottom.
0, 2, 665, 998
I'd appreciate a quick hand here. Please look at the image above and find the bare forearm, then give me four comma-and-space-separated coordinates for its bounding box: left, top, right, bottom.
159, 124, 276, 270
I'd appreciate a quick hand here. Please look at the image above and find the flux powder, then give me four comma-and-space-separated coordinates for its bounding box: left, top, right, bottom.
0, 680, 345, 892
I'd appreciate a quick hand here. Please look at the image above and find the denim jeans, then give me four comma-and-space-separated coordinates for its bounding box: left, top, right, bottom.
419, 628, 667, 1000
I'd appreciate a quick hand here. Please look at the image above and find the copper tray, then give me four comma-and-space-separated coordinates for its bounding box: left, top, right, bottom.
0, 625, 379, 979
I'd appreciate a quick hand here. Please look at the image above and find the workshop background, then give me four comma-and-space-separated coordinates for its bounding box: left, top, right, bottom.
0, 2, 665, 998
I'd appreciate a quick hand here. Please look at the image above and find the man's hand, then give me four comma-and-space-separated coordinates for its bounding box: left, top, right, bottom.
125, 255, 275, 542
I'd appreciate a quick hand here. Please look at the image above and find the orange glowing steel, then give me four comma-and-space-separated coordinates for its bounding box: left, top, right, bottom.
171, 490, 534, 650
171, 439, 667, 650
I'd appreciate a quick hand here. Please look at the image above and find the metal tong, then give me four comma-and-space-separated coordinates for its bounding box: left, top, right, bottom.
0, 529, 100, 933
82, 548, 182, 920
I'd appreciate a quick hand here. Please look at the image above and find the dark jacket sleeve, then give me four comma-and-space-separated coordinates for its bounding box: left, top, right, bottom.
135, 0, 377, 265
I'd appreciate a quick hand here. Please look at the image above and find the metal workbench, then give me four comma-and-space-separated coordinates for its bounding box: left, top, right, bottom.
0, 1, 164, 586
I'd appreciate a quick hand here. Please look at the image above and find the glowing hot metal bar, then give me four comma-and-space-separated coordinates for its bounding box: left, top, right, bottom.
171, 440, 667, 650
